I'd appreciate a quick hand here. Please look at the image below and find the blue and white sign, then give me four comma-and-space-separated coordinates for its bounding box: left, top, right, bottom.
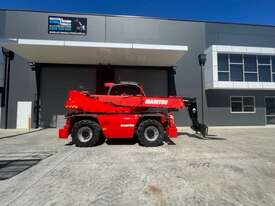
48, 16, 87, 35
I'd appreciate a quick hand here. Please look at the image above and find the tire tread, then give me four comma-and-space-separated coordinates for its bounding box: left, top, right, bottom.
137, 119, 164, 147
71, 120, 101, 147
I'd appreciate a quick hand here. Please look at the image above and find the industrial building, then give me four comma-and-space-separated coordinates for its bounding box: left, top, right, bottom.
0, 9, 275, 128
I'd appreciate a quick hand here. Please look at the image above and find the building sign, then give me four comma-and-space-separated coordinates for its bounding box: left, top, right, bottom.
48, 16, 87, 35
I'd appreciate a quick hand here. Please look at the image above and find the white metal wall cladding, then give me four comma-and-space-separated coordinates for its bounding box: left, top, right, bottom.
16, 101, 32, 129
0, 39, 188, 67
204, 45, 275, 90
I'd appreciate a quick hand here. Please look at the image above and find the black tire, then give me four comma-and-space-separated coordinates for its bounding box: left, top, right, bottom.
137, 119, 164, 147
71, 120, 101, 147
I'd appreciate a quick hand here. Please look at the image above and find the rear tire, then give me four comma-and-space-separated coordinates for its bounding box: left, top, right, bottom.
137, 119, 164, 147
71, 120, 101, 147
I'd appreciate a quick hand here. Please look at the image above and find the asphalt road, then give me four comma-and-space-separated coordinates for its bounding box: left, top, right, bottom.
0, 127, 275, 206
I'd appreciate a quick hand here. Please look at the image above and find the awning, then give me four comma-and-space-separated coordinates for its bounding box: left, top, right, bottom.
0, 38, 188, 66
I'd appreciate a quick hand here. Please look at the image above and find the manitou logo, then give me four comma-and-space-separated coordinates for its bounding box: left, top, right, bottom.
120, 124, 135, 127
145, 99, 168, 105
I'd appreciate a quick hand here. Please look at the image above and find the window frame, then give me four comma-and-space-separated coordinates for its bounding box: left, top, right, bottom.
258, 56, 272, 82
230, 96, 256, 114
229, 54, 244, 82
264, 96, 275, 125
217, 53, 275, 83
272, 56, 275, 82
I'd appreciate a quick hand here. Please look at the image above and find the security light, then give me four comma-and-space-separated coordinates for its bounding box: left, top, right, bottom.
198, 54, 206, 67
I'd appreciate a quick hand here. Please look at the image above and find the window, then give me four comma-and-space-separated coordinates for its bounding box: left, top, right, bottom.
230, 54, 242, 63
218, 54, 229, 81
218, 72, 229, 81
230, 96, 255, 113
229, 54, 243, 81
272, 56, 275, 72
259, 65, 271, 82
243, 97, 255, 112
217, 53, 275, 83
230, 64, 243, 81
245, 73, 257, 82
218, 54, 229, 71
258, 55, 270, 64
272, 56, 275, 82
109, 85, 142, 96
244, 55, 257, 82
244, 55, 257, 72
231, 97, 242, 112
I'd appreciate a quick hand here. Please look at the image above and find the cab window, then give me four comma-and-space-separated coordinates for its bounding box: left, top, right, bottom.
109, 85, 143, 96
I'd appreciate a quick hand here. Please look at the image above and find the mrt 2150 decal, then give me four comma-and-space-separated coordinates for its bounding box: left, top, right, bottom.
48, 16, 87, 35
145, 99, 168, 105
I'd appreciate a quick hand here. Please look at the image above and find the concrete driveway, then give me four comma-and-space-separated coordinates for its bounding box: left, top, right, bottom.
0, 127, 275, 206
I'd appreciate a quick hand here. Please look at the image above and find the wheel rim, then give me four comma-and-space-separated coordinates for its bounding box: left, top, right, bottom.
144, 126, 160, 142
77, 126, 93, 143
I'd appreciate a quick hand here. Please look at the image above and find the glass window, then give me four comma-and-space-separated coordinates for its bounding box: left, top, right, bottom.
230, 64, 243, 81
218, 72, 229, 81
231, 102, 242, 112
218, 54, 229, 71
259, 65, 271, 82
217, 53, 275, 83
243, 97, 254, 106
109, 85, 125, 95
124, 85, 142, 96
265, 98, 275, 115
109, 85, 142, 96
245, 73, 257, 82
244, 55, 257, 72
272, 56, 275, 72
244, 106, 254, 112
258, 55, 270, 64
231, 96, 255, 113
230, 54, 242, 63
231, 97, 242, 102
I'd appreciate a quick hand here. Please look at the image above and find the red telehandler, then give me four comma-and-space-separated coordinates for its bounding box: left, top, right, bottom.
58, 82, 208, 147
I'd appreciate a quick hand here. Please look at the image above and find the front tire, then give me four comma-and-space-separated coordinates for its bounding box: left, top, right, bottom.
71, 120, 101, 147
137, 119, 164, 147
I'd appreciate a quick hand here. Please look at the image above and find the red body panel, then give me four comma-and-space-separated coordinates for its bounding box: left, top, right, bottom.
58, 112, 178, 139
58, 118, 71, 138
65, 90, 185, 113
166, 113, 178, 138
58, 85, 184, 139
98, 114, 140, 138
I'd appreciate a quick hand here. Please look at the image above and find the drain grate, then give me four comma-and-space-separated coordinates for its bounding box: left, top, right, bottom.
0, 152, 53, 180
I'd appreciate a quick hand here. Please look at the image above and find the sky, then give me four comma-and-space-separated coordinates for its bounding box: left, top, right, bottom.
0, 0, 275, 26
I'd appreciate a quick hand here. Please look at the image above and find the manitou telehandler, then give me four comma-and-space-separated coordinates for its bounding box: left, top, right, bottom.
58, 82, 207, 147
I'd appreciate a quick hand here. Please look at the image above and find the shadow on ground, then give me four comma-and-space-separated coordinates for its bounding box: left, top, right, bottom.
65, 137, 177, 146
64, 132, 226, 147
106, 138, 137, 145
0, 128, 46, 140
178, 132, 227, 140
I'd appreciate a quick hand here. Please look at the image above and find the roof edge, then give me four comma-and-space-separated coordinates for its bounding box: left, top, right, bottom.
0, 8, 275, 28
